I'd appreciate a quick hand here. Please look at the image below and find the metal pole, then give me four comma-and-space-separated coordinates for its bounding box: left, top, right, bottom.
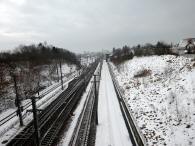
31, 97, 40, 146
56, 62, 60, 82
59, 60, 64, 90
37, 81, 40, 96
13, 75, 24, 126
84, 76, 86, 89
94, 75, 98, 125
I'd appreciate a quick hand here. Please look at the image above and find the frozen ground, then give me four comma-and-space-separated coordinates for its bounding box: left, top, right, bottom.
111, 55, 195, 146
96, 61, 132, 146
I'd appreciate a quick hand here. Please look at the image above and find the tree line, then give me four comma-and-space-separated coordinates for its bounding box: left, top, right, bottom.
0, 42, 80, 66
111, 41, 175, 64
0, 42, 80, 102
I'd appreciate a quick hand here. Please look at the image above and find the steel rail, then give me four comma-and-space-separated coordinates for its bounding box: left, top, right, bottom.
39, 62, 98, 146
69, 84, 95, 146
69, 61, 102, 146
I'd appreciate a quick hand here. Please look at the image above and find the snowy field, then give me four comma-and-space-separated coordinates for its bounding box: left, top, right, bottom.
111, 55, 195, 146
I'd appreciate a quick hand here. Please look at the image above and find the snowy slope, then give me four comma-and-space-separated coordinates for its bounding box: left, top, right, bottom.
111, 55, 195, 146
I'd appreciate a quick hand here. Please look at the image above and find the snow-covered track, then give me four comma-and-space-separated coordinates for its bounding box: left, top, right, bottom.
108, 63, 146, 146
6, 61, 99, 146
69, 61, 102, 146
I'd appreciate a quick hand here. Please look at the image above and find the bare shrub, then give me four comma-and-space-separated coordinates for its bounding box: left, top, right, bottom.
134, 69, 152, 78
125, 85, 130, 89
192, 62, 195, 67
0, 63, 9, 96
191, 58, 195, 62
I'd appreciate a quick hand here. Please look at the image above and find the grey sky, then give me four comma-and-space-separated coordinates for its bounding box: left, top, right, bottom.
0, 0, 194, 53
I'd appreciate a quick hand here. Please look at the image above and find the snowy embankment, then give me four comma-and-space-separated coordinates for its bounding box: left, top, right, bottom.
0, 63, 76, 114
0, 65, 78, 145
0, 63, 77, 123
111, 55, 195, 146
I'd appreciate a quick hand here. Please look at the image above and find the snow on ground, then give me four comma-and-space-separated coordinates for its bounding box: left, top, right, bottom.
61, 64, 76, 75
0, 71, 78, 145
111, 55, 195, 146
0, 63, 77, 125
0, 65, 77, 124
40, 63, 76, 87
96, 61, 132, 146
0, 109, 15, 123
0, 63, 77, 114
80, 56, 96, 67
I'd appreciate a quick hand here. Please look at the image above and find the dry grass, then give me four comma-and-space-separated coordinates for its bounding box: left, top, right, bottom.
134, 69, 152, 78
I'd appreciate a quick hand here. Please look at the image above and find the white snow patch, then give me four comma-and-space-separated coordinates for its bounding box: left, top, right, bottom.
111, 55, 195, 146
96, 61, 132, 146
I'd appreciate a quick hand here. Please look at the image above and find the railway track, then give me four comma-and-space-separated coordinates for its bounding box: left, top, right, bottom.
69, 83, 96, 146
0, 72, 78, 127
108, 63, 146, 146
6, 61, 99, 146
69, 61, 102, 146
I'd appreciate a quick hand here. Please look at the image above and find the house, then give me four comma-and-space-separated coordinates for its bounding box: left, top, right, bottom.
172, 38, 195, 55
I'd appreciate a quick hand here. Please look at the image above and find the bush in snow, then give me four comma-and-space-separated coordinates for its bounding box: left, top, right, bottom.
134, 69, 152, 78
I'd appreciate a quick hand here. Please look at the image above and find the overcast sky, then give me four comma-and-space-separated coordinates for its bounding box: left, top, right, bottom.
0, 0, 194, 53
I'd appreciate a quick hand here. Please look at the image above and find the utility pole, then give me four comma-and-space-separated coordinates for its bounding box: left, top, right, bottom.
87, 55, 89, 66
84, 76, 86, 89
56, 62, 60, 82
13, 74, 24, 127
32, 97, 40, 146
27, 96, 41, 146
79, 55, 82, 67
37, 81, 40, 96
37, 71, 41, 96
93, 74, 100, 125
59, 60, 64, 90
53, 47, 60, 82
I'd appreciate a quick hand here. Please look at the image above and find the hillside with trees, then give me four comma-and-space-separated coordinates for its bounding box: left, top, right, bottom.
111, 41, 175, 64
0, 43, 80, 112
